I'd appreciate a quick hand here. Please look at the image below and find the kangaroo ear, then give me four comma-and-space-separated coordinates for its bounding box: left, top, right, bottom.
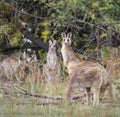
67, 32, 72, 38
49, 40, 52, 45
61, 33, 66, 38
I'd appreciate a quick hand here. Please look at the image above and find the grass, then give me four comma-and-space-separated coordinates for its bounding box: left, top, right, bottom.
0, 97, 120, 117
0, 80, 120, 117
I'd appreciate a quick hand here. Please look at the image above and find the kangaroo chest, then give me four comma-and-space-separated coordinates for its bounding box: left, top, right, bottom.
61, 47, 70, 66
47, 52, 57, 69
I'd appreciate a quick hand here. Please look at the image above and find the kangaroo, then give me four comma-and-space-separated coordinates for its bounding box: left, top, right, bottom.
27, 52, 41, 93
0, 55, 27, 83
61, 33, 113, 106
43, 40, 61, 82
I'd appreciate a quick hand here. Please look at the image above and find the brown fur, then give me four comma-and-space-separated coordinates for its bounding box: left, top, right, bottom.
61, 33, 113, 105
0, 56, 27, 83
26, 56, 41, 93
43, 40, 61, 83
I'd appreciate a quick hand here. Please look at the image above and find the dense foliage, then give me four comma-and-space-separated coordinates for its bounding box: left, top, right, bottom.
0, 0, 120, 61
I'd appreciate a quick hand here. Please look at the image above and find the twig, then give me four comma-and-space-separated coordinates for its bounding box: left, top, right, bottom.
16, 101, 61, 106
73, 17, 108, 32
36, 101, 61, 105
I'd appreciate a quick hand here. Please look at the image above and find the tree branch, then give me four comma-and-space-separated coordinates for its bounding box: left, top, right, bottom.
0, 33, 49, 53
25, 32, 49, 51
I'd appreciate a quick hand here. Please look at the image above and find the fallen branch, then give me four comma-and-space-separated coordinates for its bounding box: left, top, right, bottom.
14, 85, 63, 101
1, 85, 115, 106
14, 85, 86, 101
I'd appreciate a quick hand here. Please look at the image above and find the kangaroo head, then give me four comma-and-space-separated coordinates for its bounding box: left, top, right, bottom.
48, 40, 57, 51
61, 33, 72, 46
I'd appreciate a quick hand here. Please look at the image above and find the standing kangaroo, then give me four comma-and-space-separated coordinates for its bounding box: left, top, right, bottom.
43, 40, 61, 82
27, 53, 41, 93
61, 33, 113, 106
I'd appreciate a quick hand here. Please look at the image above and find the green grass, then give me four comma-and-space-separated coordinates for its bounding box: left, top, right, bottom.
0, 81, 120, 117
0, 97, 119, 117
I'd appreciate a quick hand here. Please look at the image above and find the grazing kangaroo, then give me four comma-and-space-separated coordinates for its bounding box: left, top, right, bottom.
43, 40, 61, 82
61, 33, 113, 106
